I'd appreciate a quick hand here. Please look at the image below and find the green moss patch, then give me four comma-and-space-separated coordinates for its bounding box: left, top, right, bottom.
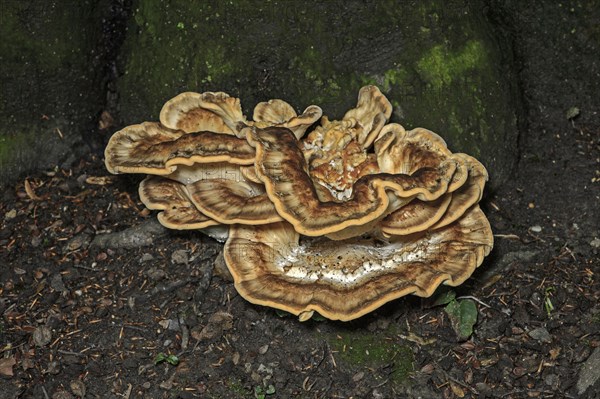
117, 0, 519, 188
416, 40, 487, 91
330, 327, 414, 385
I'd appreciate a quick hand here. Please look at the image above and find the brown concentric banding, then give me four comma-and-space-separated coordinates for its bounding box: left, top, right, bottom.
105, 122, 256, 175
159, 91, 246, 135
186, 179, 283, 225
253, 100, 322, 140
430, 153, 489, 229
224, 206, 493, 321
247, 126, 457, 236
381, 194, 453, 236
342, 85, 393, 147
105, 86, 494, 323
374, 124, 469, 193
139, 176, 218, 230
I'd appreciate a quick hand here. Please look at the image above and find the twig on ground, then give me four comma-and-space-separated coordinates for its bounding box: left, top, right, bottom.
57, 349, 87, 357
456, 295, 492, 308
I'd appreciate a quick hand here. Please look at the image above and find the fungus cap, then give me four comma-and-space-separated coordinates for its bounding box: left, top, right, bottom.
253, 99, 323, 140
159, 91, 247, 135
247, 126, 460, 238
104, 122, 256, 176
139, 176, 218, 230
104, 86, 494, 322
224, 206, 493, 321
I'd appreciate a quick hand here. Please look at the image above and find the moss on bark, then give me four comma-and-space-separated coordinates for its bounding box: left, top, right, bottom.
118, 0, 518, 189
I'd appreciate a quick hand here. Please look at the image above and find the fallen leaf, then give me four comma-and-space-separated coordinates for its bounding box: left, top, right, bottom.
565, 106, 580, 120
33, 325, 53, 347
192, 312, 233, 341
0, 357, 16, 377
445, 299, 478, 341
24, 179, 42, 201
431, 288, 456, 307
85, 176, 115, 185
450, 382, 465, 398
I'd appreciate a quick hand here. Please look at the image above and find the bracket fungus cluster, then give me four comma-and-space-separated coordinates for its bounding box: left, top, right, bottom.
105, 86, 493, 321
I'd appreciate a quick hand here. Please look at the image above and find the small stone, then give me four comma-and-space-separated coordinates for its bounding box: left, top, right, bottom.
577, 347, 600, 395
511, 326, 524, 335
590, 238, 600, 248
176, 286, 194, 300
145, 267, 166, 281
171, 249, 188, 265
128, 296, 136, 310
4, 209, 17, 220
140, 253, 155, 263
18, 357, 34, 372
159, 319, 181, 331
31, 235, 42, 248
63, 233, 90, 253
232, 352, 240, 365
353, 371, 365, 382
574, 346, 592, 363
376, 318, 391, 330
530, 225, 542, 233
528, 327, 552, 343
244, 362, 252, 373
52, 391, 73, 399
192, 312, 233, 341
475, 382, 490, 394
123, 358, 139, 369
95, 307, 109, 318
76, 174, 88, 185
529, 292, 542, 307
33, 325, 53, 347
46, 360, 61, 375
251, 371, 262, 383
63, 355, 81, 366
99, 298, 112, 307
50, 274, 67, 292
420, 363, 434, 374
159, 373, 176, 390
258, 344, 269, 355
257, 363, 273, 375
213, 251, 233, 281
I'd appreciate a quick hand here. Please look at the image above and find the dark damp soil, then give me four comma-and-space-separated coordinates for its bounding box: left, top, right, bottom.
0, 121, 598, 399
1, 3, 600, 399
2, 83, 600, 399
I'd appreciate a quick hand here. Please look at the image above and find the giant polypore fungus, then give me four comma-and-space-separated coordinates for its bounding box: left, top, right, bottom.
105, 86, 493, 321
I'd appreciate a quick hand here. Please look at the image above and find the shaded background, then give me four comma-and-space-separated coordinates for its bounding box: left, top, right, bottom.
114, 0, 520, 185
3, 0, 598, 190
1, 1, 599, 398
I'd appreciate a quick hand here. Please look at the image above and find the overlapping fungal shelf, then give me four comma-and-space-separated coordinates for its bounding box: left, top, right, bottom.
105, 86, 493, 321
